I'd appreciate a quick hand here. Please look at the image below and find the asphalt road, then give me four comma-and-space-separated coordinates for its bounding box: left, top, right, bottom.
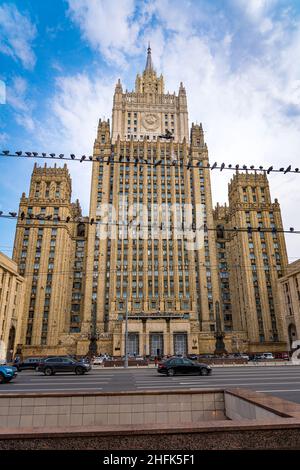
1, 365, 300, 404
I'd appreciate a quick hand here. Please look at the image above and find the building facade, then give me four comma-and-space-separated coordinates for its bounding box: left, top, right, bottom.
12, 163, 87, 356
213, 173, 289, 353
12, 47, 290, 357
278, 260, 300, 350
0, 252, 25, 361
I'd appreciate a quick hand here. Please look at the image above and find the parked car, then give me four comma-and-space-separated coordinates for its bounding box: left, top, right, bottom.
37, 356, 91, 376
261, 353, 274, 360
274, 352, 289, 360
233, 353, 249, 361
92, 356, 105, 365
187, 354, 198, 361
250, 354, 263, 361
132, 355, 145, 361
0, 364, 18, 383
14, 357, 43, 371
157, 357, 212, 376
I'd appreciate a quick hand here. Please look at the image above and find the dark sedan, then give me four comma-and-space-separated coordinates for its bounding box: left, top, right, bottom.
37, 357, 91, 376
14, 357, 42, 371
157, 357, 212, 376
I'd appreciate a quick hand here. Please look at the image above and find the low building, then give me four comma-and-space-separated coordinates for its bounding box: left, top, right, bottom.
279, 260, 300, 350
0, 252, 25, 361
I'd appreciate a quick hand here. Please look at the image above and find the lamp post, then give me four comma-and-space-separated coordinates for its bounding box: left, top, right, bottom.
88, 299, 98, 357
214, 300, 227, 355
124, 296, 129, 368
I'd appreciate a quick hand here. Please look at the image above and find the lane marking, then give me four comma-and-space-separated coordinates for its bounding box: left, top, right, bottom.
179, 381, 300, 386
0, 388, 103, 392
256, 389, 300, 393
18, 382, 109, 386
135, 378, 300, 385
28, 376, 114, 380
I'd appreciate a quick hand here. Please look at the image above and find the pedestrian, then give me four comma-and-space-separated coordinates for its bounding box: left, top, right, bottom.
154, 356, 158, 367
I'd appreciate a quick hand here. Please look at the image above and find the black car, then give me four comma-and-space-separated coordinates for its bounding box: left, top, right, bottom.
37, 357, 91, 376
14, 357, 42, 372
157, 357, 212, 376
187, 354, 198, 361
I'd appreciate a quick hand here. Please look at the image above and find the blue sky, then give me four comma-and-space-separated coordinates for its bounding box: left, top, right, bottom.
0, 0, 300, 260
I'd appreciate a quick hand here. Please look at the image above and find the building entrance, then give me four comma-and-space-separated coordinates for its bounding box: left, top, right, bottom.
174, 333, 187, 356
128, 333, 139, 356
150, 333, 163, 357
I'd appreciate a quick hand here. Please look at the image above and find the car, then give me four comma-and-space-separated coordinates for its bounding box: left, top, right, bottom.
14, 357, 43, 371
0, 364, 18, 383
157, 357, 212, 376
274, 352, 289, 360
187, 354, 198, 361
130, 355, 145, 361
233, 353, 249, 361
261, 353, 274, 360
37, 356, 91, 376
92, 356, 105, 365
250, 354, 263, 361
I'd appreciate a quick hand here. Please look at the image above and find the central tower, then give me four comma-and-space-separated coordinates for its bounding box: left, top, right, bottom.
112, 44, 189, 143
80, 47, 221, 357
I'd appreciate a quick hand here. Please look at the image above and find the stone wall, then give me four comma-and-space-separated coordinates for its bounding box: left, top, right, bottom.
0, 391, 225, 429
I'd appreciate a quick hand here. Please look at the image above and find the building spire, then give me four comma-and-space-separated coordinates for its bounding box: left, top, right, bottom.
145, 42, 153, 72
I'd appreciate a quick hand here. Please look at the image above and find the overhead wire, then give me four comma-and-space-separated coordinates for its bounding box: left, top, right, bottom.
0, 212, 298, 234
1, 150, 299, 175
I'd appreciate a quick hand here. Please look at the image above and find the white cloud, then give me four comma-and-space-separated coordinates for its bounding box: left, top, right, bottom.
67, 0, 141, 65
35, 72, 116, 211
25, 0, 300, 260
0, 132, 8, 144
234, 0, 278, 20
7, 77, 36, 132
0, 3, 37, 69
151, 3, 300, 260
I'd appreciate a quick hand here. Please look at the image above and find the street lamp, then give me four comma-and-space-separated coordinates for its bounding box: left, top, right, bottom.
124, 296, 129, 369
214, 301, 227, 355
88, 300, 99, 357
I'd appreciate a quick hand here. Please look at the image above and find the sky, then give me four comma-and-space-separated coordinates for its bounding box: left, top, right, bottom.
0, 0, 300, 261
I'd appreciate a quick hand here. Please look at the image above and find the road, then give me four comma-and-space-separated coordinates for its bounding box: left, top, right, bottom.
1, 365, 300, 404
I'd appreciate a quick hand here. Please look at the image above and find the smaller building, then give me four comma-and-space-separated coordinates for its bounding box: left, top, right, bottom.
279, 260, 300, 350
0, 252, 25, 361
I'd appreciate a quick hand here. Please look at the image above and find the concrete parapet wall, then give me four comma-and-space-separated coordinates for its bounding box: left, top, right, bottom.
1, 388, 300, 449
225, 393, 285, 420
0, 390, 225, 429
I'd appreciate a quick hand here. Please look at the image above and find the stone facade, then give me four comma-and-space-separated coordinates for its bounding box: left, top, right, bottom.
12, 163, 88, 356
278, 259, 300, 350
12, 48, 289, 357
213, 173, 289, 353
0, 252, 25, 361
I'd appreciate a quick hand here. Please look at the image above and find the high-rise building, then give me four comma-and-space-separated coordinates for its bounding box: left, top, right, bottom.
278, 260, 300, 350
12, 47, 289, 357
13, 163, 86, 355
0, 251, 25, 361
214, 172, 289, 352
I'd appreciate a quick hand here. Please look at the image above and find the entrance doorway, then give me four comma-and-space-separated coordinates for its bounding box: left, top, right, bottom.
288, 323, 297, 350
174, 333, 187, 356
6, 326, 16, 362
128, 333, 139, 356
150, 333, 163, 357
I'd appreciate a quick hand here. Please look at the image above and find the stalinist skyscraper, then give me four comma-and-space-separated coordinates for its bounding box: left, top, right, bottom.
80, 45, 222, 357
12, 46, 288, 357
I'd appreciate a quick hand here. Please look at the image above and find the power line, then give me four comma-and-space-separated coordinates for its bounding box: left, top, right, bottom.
1, 150, 299, 175
0, 212, 298, 234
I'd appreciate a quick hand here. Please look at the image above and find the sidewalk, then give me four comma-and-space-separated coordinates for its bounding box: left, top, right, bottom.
92, 361, 296, 369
